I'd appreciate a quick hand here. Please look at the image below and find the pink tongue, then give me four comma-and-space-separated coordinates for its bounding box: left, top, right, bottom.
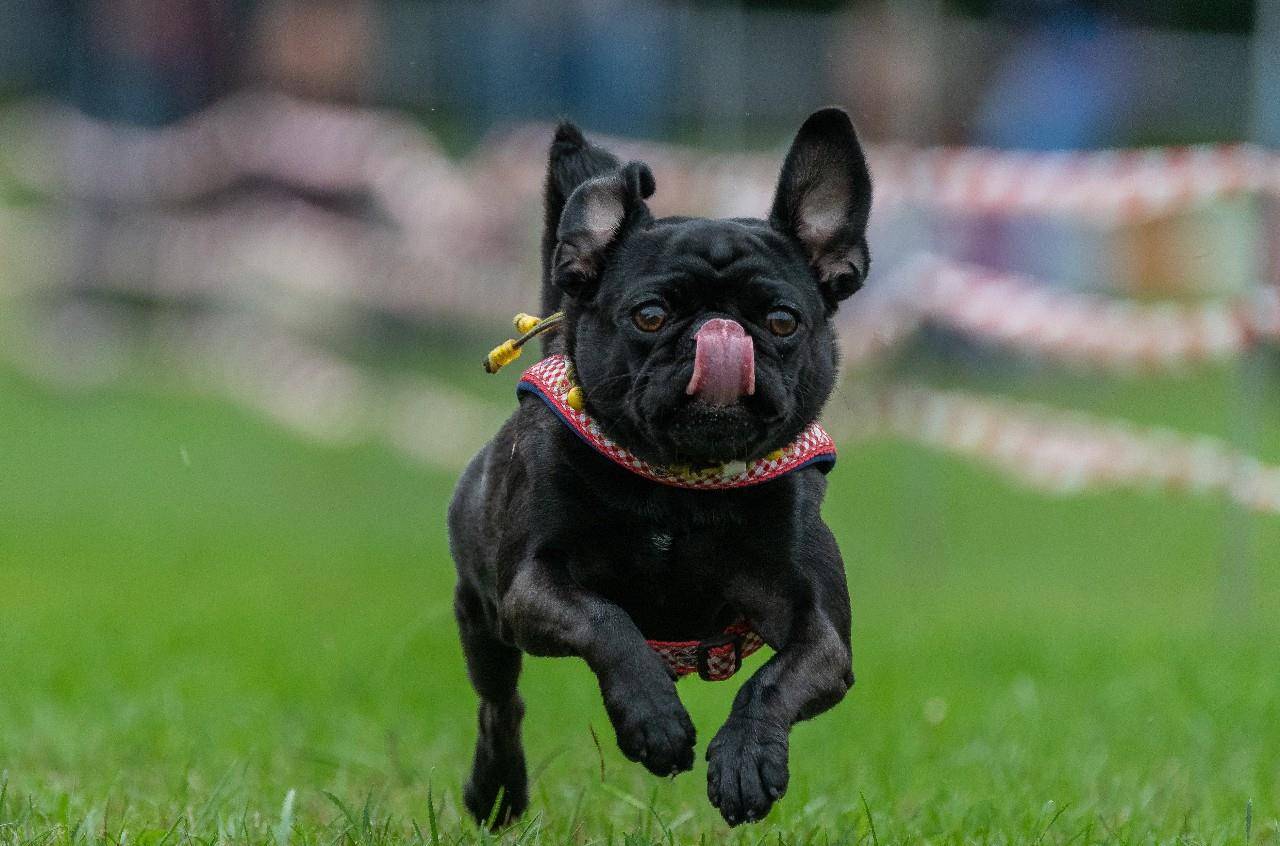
686, 318, 755, 405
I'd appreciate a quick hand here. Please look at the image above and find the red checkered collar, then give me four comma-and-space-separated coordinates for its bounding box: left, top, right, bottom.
517, 354, 836, 490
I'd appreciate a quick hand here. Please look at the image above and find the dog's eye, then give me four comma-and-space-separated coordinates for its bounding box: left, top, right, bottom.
766, 308, 799, 337
632, 303, 668, 332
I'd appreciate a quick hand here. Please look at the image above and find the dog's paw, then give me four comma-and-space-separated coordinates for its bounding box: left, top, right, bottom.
603, 680, 696, 777
705, 716, 789, 826
464, 733, 528, 829
463, 772, 528, 830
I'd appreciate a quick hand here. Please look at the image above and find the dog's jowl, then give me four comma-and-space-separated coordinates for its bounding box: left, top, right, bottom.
448, 108, 872, 828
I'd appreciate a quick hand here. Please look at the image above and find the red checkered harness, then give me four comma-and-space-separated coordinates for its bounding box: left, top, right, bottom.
646, 619, 768, 682
517, 354, 836, 490
516, 353, 837, 681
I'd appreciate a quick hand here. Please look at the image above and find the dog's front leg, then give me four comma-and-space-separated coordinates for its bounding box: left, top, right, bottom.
499, 559, 697, 776
706, 533, 853, 825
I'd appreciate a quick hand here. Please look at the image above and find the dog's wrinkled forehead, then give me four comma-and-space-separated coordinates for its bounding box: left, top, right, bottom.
614, 218, 808, 293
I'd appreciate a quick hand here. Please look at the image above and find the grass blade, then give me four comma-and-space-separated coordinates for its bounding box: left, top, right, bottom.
859, 793, 879, 846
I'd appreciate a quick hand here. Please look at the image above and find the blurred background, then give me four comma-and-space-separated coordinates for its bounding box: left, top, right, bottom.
2, 0, 1277, 479
2, 0, 1279, 840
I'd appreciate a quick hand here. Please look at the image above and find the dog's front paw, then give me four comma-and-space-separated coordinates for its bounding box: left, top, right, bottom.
706, 716, 789, 825
602, 677, 696, 777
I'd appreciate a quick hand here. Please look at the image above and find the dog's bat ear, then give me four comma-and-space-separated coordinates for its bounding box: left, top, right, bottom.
541, 122, 625, 315
769, 108, 872, 310
552, 161, 654, 300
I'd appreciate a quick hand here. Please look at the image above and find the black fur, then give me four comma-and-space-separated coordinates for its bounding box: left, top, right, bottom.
448, 108, 871, 828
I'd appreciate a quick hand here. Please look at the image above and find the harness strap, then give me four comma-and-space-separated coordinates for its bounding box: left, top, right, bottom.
646, 619, 766, 681
512, 353, 797, 679
517, 354, 836, 490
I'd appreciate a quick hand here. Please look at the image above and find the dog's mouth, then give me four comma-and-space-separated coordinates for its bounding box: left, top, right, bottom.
584, 323, 794, 464
624, 377, 789, 465
686, 318, 754, 406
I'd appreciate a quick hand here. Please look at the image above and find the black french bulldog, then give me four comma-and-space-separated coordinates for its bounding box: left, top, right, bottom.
448, 108, 871, 827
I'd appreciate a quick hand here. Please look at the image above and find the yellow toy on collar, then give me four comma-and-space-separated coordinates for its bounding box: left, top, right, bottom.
483, 311, 565, 374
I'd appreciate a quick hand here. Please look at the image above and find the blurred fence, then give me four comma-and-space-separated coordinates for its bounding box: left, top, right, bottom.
1, 91, 1278, 513
844, 258, 1280, 372
844, 381, 1280, 513
4, 91, 1279, 312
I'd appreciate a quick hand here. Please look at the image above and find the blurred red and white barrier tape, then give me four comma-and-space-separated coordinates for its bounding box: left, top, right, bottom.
6, 95, 1280, 330
0, 93, 498, 249
0, 304, 508, 470
871, 143, 1280, 223
842, 256, 1280, 371
842, 382, 1280, 515
4, 301, 1276, 514
489, 127, 1280, 223
6, 95, 1280, 228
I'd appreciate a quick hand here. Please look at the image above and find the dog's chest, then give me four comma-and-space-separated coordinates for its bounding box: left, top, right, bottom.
564, 517, 754, 639
646, 530, 675, 556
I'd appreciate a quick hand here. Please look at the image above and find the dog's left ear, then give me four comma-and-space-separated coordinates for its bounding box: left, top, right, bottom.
769, 108, 872, 309
552, 161, 654, 300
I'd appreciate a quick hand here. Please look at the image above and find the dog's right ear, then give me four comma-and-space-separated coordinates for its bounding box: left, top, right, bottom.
551, 161, 654, 300
769, 108, 872, 310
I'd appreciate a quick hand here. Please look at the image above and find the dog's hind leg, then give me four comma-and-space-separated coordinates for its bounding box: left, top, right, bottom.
455, 584, 527, 828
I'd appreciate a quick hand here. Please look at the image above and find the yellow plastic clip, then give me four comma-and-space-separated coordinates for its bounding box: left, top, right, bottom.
483, 339, 522, 374
513, 313, 543, 334
483, 311, 566, 373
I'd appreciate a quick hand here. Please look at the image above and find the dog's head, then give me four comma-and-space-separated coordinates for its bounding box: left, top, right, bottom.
546, 109, 871, 466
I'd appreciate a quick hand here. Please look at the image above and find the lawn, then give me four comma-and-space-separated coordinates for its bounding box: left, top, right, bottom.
2, 359, 1279, 846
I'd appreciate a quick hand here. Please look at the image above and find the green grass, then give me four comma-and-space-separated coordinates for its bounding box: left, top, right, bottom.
2, 364, 1279, 846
